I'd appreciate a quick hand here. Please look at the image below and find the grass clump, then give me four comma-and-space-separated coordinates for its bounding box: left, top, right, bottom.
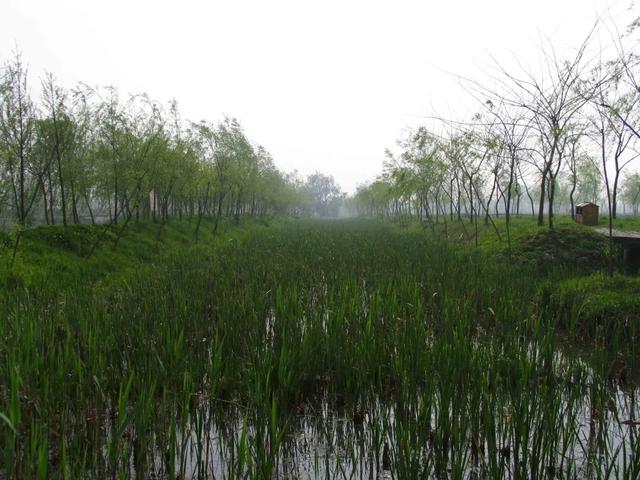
511, 225, 610, 273
20, 224, 105, 255
541, 272, 640, 343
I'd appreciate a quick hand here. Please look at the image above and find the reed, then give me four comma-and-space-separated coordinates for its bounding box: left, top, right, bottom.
0, 220, 637, 478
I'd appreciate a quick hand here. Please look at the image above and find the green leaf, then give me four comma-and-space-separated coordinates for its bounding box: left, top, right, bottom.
0, 412, 16, 435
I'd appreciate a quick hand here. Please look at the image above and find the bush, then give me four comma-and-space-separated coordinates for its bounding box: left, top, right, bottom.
512, 227, 611, 273
20, 224, 102, 256
539, 273, 640, 342
0, 231, 12, 248
1, 270, 25, 290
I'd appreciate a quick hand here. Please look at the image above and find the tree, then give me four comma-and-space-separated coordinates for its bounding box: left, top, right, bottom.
0, 52, 37, 225
621, 171, 640, 214
41, 73, 76, 225
483, 102, 530, 230
305, 172, 342, 217
193, 117, 253, 233
477, 29, 600, 228
589, 70, 639, 219
0, 52, 336, 229
579, 159, 602, 204
562, 128, 587, 219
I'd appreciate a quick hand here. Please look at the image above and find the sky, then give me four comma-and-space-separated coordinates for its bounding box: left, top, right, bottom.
1, 0, 637, 193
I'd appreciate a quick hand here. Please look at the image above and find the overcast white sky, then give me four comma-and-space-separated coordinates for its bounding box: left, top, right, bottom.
1, 0, 636, 192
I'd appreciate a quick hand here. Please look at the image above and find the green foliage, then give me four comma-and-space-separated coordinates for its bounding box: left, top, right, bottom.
20, 224, 102, 255
0, 231, 11, 248
0, 55, 323, 230
303, 172, 343, 217
510, 225, 610, 273
621, 171, 640, 214
0, 219, 637, 478
541, 273, 640, 343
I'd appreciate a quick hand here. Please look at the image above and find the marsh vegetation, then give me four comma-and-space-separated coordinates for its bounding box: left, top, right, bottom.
1, 219, 638, 479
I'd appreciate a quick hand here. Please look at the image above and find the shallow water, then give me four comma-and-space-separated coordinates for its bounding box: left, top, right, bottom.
120, 379, 639, 479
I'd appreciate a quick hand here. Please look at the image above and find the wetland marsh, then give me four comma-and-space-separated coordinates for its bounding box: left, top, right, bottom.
1, 220, 638, 479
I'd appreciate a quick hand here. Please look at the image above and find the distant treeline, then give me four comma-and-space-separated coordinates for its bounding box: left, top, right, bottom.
351, 22, 640, 229
0, 52, 344, 230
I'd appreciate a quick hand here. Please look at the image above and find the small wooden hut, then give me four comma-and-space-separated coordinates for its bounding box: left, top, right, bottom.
575, 202, 599, 226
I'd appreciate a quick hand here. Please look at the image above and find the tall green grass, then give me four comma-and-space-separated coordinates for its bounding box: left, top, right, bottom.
0, 220, 637, 478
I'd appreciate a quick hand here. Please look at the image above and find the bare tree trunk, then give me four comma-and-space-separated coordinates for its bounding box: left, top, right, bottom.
485, 176, 497, 225
547, 174, 555, 229
213, 191, 225, 235
113, 151, 119, 224
194, 182, 211, 243
600, 128, 614, 277
47, 169, 56, 225
40, 176, 50, 225
69, 180, 80, 224
537, 171, 547, 226
83, 192, 95, 225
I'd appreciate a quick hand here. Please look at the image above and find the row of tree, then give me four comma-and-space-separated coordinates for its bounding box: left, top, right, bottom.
352, 22, 640, 235
0, 52, 344, 232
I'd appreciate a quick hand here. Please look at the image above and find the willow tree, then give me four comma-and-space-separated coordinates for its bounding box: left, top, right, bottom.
0, 52, 37, 225
40, 74, 77, 225
305, 172, 342, 217
193, 117, 252, 233
621, 171, 640, 214
69, 86, 99, 224
394, 127, 447, 222
352, 180, 392, 217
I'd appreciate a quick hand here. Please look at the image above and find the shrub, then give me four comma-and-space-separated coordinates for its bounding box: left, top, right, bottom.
540, 273, 640, 342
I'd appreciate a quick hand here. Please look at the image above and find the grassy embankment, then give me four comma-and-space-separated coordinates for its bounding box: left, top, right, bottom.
0, 217, 638, 478
411, 214, 640, 343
